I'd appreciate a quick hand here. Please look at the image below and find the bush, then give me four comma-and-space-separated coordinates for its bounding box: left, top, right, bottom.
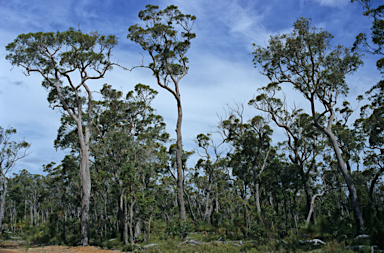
165, 218, 194, 238
246, 222, 264, 240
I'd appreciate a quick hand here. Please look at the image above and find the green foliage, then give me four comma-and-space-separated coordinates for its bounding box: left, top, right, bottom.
6, 28, 117, 72
6, 28, 119, 112
128, 4, 196, 79
246, 222, 264, 240
253, 18, 362, 102
0, 126, 31, 175
165, 218, 194, 238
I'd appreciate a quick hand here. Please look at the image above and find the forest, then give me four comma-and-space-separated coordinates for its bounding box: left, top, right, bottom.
0, 0, 384, 252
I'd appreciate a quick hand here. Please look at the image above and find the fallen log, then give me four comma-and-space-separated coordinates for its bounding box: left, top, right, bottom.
143, 243, 158, 248
177, 239, 203, 246
354, 234, 370, 240
299, 239, 326, 245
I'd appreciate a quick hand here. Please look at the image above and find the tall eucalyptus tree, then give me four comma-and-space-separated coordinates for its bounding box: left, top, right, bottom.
6, 29, 119, 245
252, 18, 365, 234
128, 5, 196, 221
92, 83, 169, 245
249, 86, 326, 220
219, 105, 272, 216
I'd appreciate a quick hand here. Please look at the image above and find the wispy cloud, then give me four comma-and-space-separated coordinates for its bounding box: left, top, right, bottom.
12, 81, 23, 86
314, 0, 350, 8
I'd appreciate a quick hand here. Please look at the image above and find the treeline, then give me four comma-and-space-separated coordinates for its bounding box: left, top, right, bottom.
1, 0, 384, 250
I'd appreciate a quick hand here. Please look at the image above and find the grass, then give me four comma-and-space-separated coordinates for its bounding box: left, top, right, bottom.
7, 220, 372, 252
0, 232, 365, 252
121, 232, 358, 253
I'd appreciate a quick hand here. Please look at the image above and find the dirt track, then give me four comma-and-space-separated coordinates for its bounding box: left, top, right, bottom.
0, 241, 121, 253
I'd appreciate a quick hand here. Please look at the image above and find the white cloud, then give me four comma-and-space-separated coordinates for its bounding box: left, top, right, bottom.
314, 0, 350, 8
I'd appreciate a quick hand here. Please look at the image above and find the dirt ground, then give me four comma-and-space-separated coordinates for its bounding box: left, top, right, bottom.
0, 240, 121, 253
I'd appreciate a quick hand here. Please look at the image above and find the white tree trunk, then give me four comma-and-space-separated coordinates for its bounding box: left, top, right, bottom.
0, 177, 7, 227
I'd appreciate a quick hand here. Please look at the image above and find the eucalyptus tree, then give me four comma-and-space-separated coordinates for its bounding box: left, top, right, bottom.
194, 133, 226, 222
351, 0, 384, 59
44, 157, 82, 242
6, 176, 23, 231
92, 83, 169, 245
353, 0, 384, 204
163, 143, 195, 221
252, 18, 365, 234
128, 4, 196, 221
8, 169, 33, 224
352, 0, 384, 154
0, 126, 30, 227
6, 29, 118, 245
6, 170, 30, 229
261, 151, 298, 235
249, 86, 326, 220
333, 102, 365, 173
219, 105, 272, 215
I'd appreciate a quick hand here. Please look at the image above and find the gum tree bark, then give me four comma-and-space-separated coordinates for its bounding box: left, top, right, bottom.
252, 147, 271, 213
312, 110, 364, 232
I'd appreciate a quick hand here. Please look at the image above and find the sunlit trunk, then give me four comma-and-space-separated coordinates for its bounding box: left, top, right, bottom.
314, 112, 365, 234
176, 97, 186, 221
129, 198, 135, 247
0, 177, 7, 227
203, 182, 212, 221
80, 125, 91, 246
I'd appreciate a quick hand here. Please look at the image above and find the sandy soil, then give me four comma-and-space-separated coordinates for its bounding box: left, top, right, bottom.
0, 240, 121, 253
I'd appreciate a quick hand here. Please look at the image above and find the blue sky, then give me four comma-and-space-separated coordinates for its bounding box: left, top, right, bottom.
0, 0, 381, 175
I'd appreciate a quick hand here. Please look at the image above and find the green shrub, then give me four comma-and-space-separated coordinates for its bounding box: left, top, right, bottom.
246, 222, 264, 240
165, 218, 194, 238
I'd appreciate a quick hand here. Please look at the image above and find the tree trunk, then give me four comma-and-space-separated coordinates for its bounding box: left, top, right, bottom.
0, 177, 7, 227
203, 182, 212, 221
255, 181, 261, 213
148, 214, 152, 243
251, 162, 261, 212
292, 191, 298, 235
176, 97, 186, 221
184, 189, 196, 221
118, 193, 124, 242
134, 220, 141, 239
244, 201, 250, 229
124, 198, 128, 245
303, 177, 312, 219
283, 192, 288, 235
33, 202, 37, 226
310, 101, 365, 234
306, 191, 325, 223
30, 205, 33, 226
370, 166, 384, 199
58, 78, 92, 246
80, 125, 91, 246
129, 199, 135, 247
315, 121, 365, 234
215, 183, 219, 213
252, 147, 270, 215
